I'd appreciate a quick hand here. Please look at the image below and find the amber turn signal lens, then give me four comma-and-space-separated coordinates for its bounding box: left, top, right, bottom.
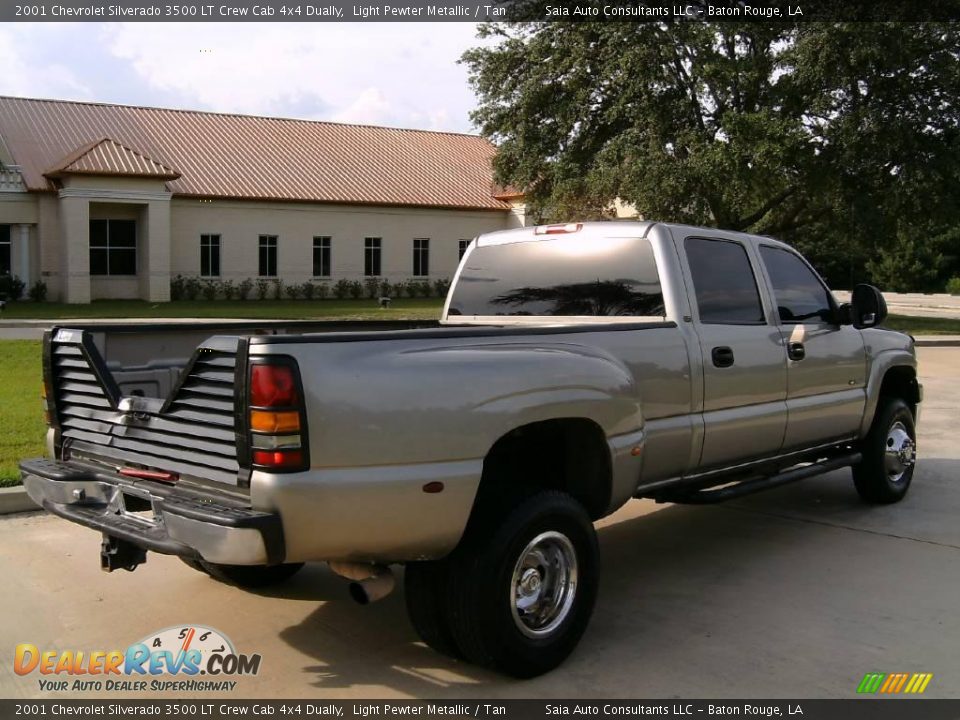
250, 410, 301, 433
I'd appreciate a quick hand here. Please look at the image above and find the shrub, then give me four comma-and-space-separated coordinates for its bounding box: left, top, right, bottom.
0, 274, 26, 301
333, 279, 351, 299
301, 282, 316, 301
378, 279, 393, 299
255, 278, 271, 300
285, 282, 302, 300
433, 278, 451, 298
28, 280, 47, 302
201, 280, 219, 301
220, 279, 236, 300
170, 275, 186, 301
349, 280, 364, 299
315, 282, 330, 299
364, 277, 380, 299
183, 276, 201, 301
947, 277, 960, 296
274, 279, 284, 300
237, 278, 254, 301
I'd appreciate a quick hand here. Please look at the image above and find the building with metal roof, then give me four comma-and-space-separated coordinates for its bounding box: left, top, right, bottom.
0, 96, 526, 303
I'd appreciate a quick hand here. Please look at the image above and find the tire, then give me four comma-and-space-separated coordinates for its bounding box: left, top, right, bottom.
404, 561, 463, 659
853, 397, 917, 504
444, 490, 599, 678
200, 561, 304, 588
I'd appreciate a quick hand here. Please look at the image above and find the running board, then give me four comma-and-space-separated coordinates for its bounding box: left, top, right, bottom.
655, 452, 862, 505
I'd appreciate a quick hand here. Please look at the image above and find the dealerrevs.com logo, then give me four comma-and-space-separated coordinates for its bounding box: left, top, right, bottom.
14, 625, 261, 692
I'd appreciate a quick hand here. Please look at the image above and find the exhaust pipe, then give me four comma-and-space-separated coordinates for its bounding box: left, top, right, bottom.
329, 561, 395, 604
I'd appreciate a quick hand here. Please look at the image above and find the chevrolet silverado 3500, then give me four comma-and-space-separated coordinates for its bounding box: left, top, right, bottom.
21, 221, 921, 677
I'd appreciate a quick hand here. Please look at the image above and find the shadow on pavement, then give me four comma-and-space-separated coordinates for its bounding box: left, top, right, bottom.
269, 457, 959, 695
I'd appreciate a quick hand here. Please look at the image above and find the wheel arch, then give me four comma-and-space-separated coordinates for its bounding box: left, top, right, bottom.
860, 357, 921, 437
471, 418, 613, 521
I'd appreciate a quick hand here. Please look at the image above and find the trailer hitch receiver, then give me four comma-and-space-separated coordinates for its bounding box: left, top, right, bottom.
100, 534, 147, 572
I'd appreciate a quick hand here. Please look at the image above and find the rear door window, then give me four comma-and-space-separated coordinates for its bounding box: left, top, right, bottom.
684, 237, 765, 325
759, 245, 834, 323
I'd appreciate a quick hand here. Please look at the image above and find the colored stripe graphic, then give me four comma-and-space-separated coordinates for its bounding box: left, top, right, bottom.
857, 672, 933, 694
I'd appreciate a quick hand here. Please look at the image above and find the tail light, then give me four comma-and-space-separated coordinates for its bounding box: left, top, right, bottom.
248, 360, 308, 472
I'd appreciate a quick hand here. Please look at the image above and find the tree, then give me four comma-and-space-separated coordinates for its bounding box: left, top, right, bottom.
463, 21, 960, 290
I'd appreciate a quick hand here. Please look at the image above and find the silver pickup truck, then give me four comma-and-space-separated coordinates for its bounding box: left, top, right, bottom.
21, 221, 921, 677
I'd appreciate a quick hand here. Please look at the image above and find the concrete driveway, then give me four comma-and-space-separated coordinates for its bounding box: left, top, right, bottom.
1, 348, 957, 700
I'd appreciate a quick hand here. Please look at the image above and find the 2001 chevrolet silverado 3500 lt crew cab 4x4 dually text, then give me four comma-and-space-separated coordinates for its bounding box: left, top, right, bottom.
22, 221, 921, 677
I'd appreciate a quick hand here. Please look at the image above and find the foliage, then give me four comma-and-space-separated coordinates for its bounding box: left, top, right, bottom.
348, 280, 364, 299
237, 278, 254, 301
301, 282, 316, 301
378, 279, 394, 298
182, 276, 201, 301
333, 279, 352, 299
201, 280, 219, 302
0, 274, 25, 301
255, 278, 271, 301
433, 278, 451, 298
463, 22, 960, 290
170, 275, 185, 301
364, 277, 381, 299
220, 279, 237, 300
315, 282, 330, 300
28, 281, 47, 303
947, 277, 960, 296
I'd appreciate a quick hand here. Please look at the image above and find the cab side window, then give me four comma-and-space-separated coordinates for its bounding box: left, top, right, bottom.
684, 237, 765, 325
759, 246, 833, 323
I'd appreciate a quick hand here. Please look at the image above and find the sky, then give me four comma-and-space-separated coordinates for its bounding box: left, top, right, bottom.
0, 23, 490, 133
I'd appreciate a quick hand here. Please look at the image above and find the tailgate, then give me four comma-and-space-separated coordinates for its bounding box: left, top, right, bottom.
45, 328, 249, 489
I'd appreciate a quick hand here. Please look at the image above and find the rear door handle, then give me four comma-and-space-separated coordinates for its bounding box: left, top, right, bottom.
711, 346, 735, 368
788, 342, 806, 361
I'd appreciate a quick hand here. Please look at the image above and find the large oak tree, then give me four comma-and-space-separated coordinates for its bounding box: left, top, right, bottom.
463, 22, 960, 290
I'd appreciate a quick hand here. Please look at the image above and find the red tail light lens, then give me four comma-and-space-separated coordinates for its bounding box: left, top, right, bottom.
252, 450, 304, 469
250, 365, 298, 407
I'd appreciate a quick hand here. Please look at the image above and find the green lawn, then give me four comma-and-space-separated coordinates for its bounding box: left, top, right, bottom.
0, 340, 45, 487
884, 315, 960, 335
0, 298, 444, 320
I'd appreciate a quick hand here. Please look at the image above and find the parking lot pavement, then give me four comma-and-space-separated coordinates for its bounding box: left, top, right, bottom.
1, 348, 957, 700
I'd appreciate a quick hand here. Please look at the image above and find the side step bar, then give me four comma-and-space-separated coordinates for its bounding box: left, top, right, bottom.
656, 452, 861, 505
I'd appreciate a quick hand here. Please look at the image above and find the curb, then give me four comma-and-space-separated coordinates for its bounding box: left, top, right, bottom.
0, 486, 39, 515
914, 336, 960, 347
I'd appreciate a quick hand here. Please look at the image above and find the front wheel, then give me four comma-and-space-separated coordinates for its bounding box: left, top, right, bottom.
853, 397, 917, 504
442, 490, 599, 678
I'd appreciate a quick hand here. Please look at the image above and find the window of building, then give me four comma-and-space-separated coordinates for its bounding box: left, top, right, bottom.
313, 236, 331, 277
0, 225, 10, 276
364, 237, 382, 277
89, 219, 137, 276
459, 239, 471, 260
200, 234, 221, 277
759, 245, 834, 323
413, 238, 430, 276
684, 237, 765, 325
258, 235, 278, 277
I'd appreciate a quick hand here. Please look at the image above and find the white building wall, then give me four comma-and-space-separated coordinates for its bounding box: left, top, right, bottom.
169, 198, 512, 284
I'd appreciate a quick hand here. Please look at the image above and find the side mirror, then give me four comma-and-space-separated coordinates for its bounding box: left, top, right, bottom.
834, 303, 855, 326
851, 283, 888, 329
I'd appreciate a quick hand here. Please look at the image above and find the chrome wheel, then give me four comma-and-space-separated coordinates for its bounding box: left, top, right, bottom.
884, 421, 915, 483
510, 530, 578, 638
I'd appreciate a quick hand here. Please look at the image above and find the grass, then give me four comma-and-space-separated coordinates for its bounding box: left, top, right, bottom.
884, 315, 960, 336
0, 312, 955, 487
0, 340, 45, 487
0, 298, 444, 321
